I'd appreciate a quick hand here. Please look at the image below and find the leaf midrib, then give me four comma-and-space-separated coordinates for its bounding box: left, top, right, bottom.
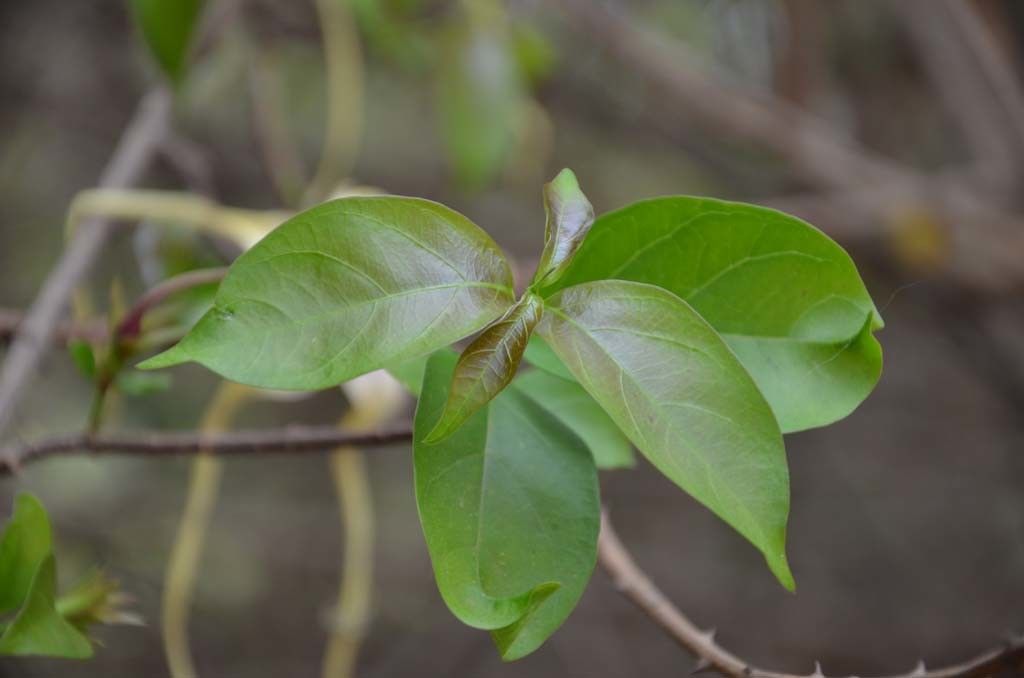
544, 304, 775, 551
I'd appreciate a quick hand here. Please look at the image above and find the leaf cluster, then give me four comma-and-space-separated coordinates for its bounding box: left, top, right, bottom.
142, 168, 882, 658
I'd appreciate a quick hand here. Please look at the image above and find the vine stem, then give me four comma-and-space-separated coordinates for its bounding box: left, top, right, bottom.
0, 88, 171, 443
162, 382, 253, 678
596, 511, 1024, 678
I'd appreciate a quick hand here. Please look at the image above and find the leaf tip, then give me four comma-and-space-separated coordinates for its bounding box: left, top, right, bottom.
547, 167, 580, 193
423, 415, 460, 445
136, 344, 190, 371
768, 552, 796, 593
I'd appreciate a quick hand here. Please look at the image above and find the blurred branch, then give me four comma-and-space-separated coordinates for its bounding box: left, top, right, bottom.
893, 1, 1017, 184
0, 309, 107, 345
0, 425, 412, 474
550, 0, 1024, 291
597, 511, 1024, 678
943, 0, 1024, 156
158, 133, 218, 198
0, 88, 172, 442
115, 267, 226, 340
303, 0, 364, 205
247, 50, 311, 206
552, 0, 900, 189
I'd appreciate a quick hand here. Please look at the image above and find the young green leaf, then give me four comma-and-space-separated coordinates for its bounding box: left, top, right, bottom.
0, 555, 93, 658
538, 280, 793, 589
515, 369, 634, 469
130, 0, 205, 84
139, 197, 515, 390
415, 351, 599, 660
0, 494, 53, 615
68, 341, 97, 380
425, 293, 542, 443
541, 197, 883, 433
531, 168, 595, 287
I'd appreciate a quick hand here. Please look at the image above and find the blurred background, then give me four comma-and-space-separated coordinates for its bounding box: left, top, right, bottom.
2, 0, 1024, 675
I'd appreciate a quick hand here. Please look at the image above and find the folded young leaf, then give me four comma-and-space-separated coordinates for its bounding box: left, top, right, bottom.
426, 294, 542, 442
726, 313, 881, 433
541, 197, 882, 433
140, 197, 515, 390
0, 555, 93, 658
415, 351, 599, 660
0, 494, 53, 615
515, 369, 634, 469
532, 168, 595, 287
538, 280, 793, 589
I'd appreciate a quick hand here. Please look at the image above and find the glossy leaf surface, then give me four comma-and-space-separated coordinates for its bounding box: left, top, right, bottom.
538, 280, 793, 588
426, 293, 542, 442
140, 197, 515, 390
542, 197, 882, 432
515, 369, 634, 469
532, 169, 594, 287
414, 351, 599, 659
523, 335, 574, 381
130, 0, 204, 84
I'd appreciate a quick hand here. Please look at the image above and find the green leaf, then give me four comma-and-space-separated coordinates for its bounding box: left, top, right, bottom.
425, 294, 542, 443
130, 0, 205, 84
0, 494, 53, 615
139, 197, 515, 390
436, 19, 525, 189
415, 351, 599, 659
538, 280, 793, 589
68, 342, 96, 380
532, 168, 595, 287
515, 369, 634, 469
0, 555, 93, 658
116, 370, 173, 396
542, 197, 883, 433
523, 335, 574, 381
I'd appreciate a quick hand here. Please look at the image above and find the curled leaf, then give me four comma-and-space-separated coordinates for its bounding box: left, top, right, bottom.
532, 168, 594, 287
542, 196, 883, 432
426, 294, 542, 443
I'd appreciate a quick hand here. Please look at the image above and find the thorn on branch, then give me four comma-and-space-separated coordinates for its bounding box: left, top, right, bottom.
691, 658, 712, 675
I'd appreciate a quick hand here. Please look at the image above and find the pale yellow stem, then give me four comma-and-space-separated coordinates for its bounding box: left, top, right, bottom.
162, 382, 253, 678
304, 0, 364, 205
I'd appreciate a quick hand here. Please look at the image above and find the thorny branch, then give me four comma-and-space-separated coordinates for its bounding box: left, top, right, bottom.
3, 424, 1021, 678
597, 512, 1024, 678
